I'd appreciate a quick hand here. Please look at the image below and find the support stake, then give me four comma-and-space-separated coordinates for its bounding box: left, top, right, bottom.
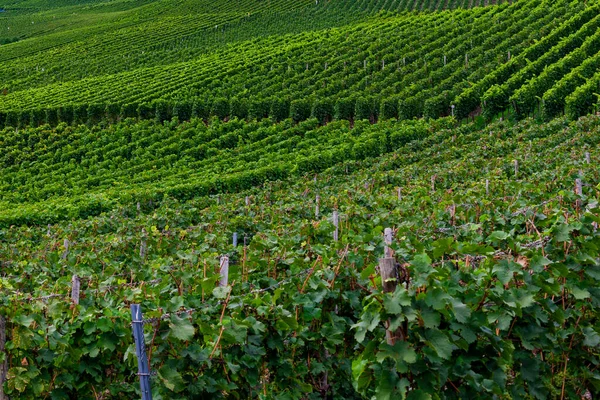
219, 256, 229, 287
131, 305, 152, 400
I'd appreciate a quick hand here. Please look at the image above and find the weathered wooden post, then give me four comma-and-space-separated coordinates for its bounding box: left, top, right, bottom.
140, 228, 147, 260
130, 305, 152, 400
514, 160, 519, 177
61, 239, 70, 260
585, 152, 590, 164
575, 178, 583, 196
71, 275, 80, 305
384, 228, 393, 258
315, 195, 320, 218
332, 211, 339, 242
397, 187, 402, 201
219, 256, 229, 287
378, 228, 403, 345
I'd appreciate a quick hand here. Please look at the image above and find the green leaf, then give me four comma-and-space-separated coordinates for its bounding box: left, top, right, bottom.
571, 286, 590, 300
352, 358, 372, 394
432, 237, 454, 259
425, 330, 453, 360
158, 366, 185, 392
554, 223, 573, 242
420, 309, 440, 328
583, 327, 600, 347
412, 253, 432, 276
530, 255, 551, 273
376, 341, 417, 366
352, 308, 381, 343
425, 288, 450, 310
450, 298, 471, 323
169, 315, 195, 341
488, 231, 509, 242
383, 286, 411, 315
13, 315, 34, 327
375, 369, 401, 400
492, 263, 513, 285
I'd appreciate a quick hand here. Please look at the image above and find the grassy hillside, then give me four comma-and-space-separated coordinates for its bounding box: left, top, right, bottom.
1, 0, 600, 399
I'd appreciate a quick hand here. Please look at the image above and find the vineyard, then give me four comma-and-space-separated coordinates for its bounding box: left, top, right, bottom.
1, 0, 600, 399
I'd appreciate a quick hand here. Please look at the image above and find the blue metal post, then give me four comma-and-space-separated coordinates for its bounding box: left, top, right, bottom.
233, 232, 238, 247
131, 304, 152, 400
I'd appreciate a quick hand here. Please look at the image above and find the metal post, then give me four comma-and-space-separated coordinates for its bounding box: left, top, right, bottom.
131, 305, 152, 400
0, 316, 7, 400
233, 232, 238, 247
219, 256, 229, 287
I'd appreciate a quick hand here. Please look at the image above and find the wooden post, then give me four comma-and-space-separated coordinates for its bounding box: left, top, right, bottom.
332, 211, 339, 242
130, 305, 153, 400
397, 187, 402, 201
245, 196, 250, 206
379, 257, 403, 345
315, 195, 320, 218
219, 256, 229, 287
384, 228, 393, 258
0, 316, 7, 400
71, 275, 80, 305
485, 179, 489, 196
514, 160, 518, 177
507, 50, 511, 61
431, 175, 435, 191
140, 228, 147, 260
61, 239, 69, 260
137, 202, 141, 213
575, 178, 583, 196
585, 152, 590, 164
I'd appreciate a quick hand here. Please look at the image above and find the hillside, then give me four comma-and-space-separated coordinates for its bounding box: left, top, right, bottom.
1, 0, 600, 399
